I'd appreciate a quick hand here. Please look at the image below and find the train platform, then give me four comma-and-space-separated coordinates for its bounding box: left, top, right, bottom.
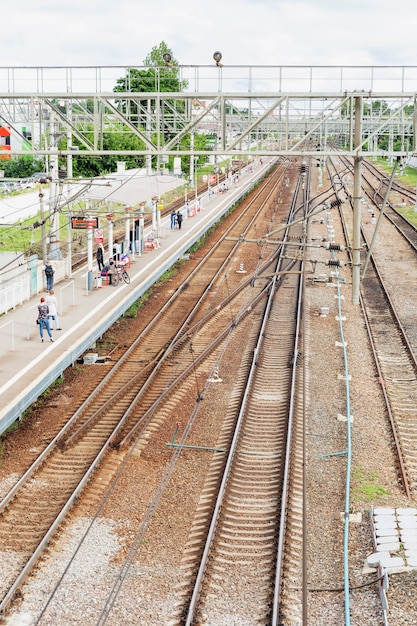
0, 161, 272, 435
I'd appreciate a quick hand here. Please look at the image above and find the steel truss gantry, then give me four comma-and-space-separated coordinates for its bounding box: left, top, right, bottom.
1, 64, 416, 305
0, 64, 416, 161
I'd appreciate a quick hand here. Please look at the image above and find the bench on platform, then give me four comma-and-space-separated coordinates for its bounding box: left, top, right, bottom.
144, 238, 160, 251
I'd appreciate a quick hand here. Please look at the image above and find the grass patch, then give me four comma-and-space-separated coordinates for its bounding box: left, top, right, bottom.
375, 157, 417, 187
124, 288, 155, 318
0, 211, 66, 254
38, 374, 64, 398
400, 207, 417, 227
352, 464, 391, 502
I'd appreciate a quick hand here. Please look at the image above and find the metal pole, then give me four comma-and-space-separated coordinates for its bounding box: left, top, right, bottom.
107, 214, 114, 261
39, 190, 47, 266
86, 202, 93, 271
67, 206, 72, 278
39, 189, 47, 289
66, 101, 73, 181
139, 207, 145, 255
125, 207, 131, 258
130, 211, 135, 261
134, 213, 140, 256
87, 206, 93, 291
146, 98, 152, 176
152, 196, 158, 232
48, 108, 62, 260
189, 132, 194, 186
351, 96, 363, 305
156, 200, 162, 237
361, 157, 400, 279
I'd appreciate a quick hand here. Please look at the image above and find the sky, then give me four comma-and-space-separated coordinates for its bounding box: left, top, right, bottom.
3, 0, 417, 69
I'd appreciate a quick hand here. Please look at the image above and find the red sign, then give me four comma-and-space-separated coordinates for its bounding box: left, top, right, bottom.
94, 228, 104, 242
71, 217, 99, 230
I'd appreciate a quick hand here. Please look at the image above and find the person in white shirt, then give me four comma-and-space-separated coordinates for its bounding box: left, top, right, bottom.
46, 290, 61, 330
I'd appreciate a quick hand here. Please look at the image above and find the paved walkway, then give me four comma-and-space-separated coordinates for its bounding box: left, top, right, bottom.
0, 162, 269, 434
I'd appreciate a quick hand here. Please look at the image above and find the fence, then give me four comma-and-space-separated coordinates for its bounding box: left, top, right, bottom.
0, 260, 67, 316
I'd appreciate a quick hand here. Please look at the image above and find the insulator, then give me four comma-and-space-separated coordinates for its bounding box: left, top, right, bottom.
325, 259, 345, 267
329, 198, 342, 208
325, 242, 345, 251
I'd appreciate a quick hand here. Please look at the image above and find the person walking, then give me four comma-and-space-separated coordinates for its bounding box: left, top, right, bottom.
46, 289, 61, 330
96, 245, 104, 271
37, 297, 54, 343
176, 210, 183, 230
44, 263, 55, 291
170, 209, 177, 229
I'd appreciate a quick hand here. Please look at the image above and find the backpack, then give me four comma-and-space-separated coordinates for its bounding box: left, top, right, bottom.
45, 264, 54, 277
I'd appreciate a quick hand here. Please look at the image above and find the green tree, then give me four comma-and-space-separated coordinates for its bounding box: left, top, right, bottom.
62, 124, 146, 178
113, 42, 207, 175
1, 155, 44, 177
113, 41, 187, 110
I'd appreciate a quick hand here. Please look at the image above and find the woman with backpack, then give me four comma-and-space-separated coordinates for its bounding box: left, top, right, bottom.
44, 263, 55, 291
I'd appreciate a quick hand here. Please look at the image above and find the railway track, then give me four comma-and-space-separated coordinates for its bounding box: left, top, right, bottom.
337, 155, 417, 251
360, 253, 417, 496
328, 156, 417, 498
363, 158, 416, 206
0, 160, 295, 618
70, 171, 237, 272
168, 170, 308, 625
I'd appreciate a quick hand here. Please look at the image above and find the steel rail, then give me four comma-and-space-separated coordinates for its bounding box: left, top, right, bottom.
272, 164, 310, 625
62, 168, 288, 448
327, 157, 412, 498
182, 171, 306, 625
0, 164, 289, 618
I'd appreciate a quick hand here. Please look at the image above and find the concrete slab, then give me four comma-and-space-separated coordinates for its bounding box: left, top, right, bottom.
401, 536, 417, 547
396, 508, 417, 516
398, 518, 417, 529
377, 555, 405, 568
404, 550, 417, 558
374, 507, 396, 515
376, 542, 401, 553
374, 517, 397, 525
367, 551, 390, 568
376, 535, 400, 544
374, 515, 397, 524
376, 528, 399, 537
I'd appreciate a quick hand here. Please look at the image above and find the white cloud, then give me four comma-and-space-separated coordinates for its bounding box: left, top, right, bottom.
2, 0, 417, 69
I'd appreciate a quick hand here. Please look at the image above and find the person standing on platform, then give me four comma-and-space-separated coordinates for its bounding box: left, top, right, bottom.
46, 289, 61, 330
170, 209, 177, 229
96, 245, 104, 271
176, 210, 183, 230
44, 263, 55, 291
113, 242, 121, 261
37, 297, 54, 343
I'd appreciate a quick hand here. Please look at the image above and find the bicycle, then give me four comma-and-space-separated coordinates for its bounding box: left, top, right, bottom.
111, 265, 130, 286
